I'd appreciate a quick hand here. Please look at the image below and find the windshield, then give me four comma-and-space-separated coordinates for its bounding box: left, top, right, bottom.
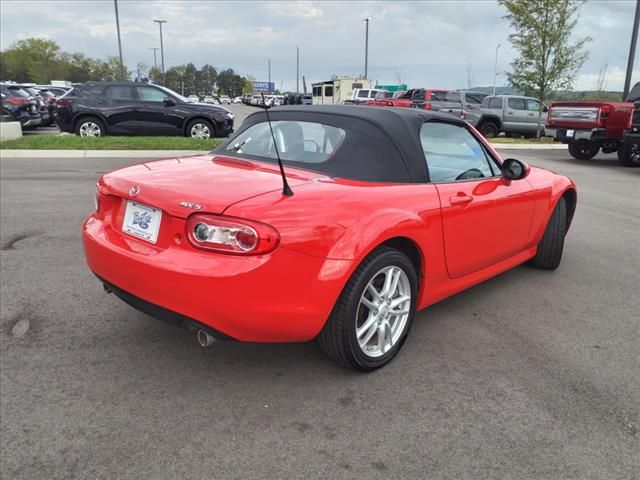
153, 84, 189, 103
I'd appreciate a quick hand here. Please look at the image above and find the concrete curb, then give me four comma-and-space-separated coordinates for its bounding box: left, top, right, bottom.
0, 150, 210, 159
492, 144, 567, 150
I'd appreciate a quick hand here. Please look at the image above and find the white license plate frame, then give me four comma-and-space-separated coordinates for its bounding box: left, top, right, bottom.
122, 200, 162, 244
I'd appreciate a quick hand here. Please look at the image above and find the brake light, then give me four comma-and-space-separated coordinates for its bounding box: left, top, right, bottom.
5, 97, 27, 105
424, 103, 431, 110
56, 98, 72, 107
600, 104, 612, 118
186, 214, 279, 255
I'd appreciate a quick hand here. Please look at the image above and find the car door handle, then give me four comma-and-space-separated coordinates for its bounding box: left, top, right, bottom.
449, 194, 473, 206
507, 111, 514, 115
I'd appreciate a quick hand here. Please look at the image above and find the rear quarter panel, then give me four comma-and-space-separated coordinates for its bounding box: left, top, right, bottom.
224, 180, 448, 310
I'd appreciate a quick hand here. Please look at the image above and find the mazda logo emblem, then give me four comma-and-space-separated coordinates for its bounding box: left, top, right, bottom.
129, 185, 140, 197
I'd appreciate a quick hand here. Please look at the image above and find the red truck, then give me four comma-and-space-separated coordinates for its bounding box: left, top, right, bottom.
545, 83, 639, 167
372, 88, 448, 109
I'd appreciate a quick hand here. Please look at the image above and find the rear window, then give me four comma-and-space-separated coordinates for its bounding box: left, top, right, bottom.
104, 86, 133, 100
488, 97, 502, 109
445, 92, 462, 103
465, 93, 486, 104
429, 91, 448, 101
226, 121, 345, 164
508, 98, 526, 110
1, 87, 29, 98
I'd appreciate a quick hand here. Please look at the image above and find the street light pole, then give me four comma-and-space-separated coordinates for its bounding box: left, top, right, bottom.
153, 19, 167, 83
150, 47, 158, 69
113, 0, 125, 79
268, 58, 271, 93
363, 17, 371, 79
296, 46, 299, 93
492, 43, 501, 96
623, 0, 640, 99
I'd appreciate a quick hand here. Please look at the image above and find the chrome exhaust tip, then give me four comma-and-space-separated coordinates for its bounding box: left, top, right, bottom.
197, 329, 217, 347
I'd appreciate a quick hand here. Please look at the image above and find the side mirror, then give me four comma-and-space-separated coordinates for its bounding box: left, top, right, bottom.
502, 158, 530, 180
163, 97, 176, 107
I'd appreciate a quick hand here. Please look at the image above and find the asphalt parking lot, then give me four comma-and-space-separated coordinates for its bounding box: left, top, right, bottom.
0, 150, 638, 479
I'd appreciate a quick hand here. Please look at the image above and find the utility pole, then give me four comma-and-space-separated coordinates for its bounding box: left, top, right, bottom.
114, 0, 125, 79
268, 58, 271, 93
296, 46, 300, 93
363, 17, 371, 79
150, 47, 158, 69
492, 44, 501, 96
153, 19, 167, 83
623, 0, 640, 99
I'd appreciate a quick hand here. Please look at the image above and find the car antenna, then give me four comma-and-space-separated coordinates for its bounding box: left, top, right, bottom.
261, 93, 293, 196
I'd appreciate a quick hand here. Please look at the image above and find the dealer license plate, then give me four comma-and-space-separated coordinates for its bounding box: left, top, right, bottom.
122, 201, 162, 244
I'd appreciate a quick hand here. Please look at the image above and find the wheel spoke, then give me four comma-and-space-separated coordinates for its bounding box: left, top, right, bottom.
381, 268, 395, 297
360, 296, 377, 312
360, 321, 378, 346
389, 307, 410, 316
356, 314, 378, 339
390, 295, 410, 309
367, 283, 382, 302
378, 323, 387, 353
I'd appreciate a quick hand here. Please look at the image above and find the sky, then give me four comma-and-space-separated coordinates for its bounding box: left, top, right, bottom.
1, 0, 637, 92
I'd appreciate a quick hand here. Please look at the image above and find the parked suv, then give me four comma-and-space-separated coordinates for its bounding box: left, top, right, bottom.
473, 95, 547, 138
56, 82, 234, 138
0, 83, 41, 129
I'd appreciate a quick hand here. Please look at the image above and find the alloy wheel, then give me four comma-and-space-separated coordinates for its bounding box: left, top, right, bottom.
79, 122, 101, 137
190, 123, 211, 139
355, 265, 411, 358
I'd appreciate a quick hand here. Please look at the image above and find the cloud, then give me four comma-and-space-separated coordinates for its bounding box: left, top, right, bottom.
1, 0, 637, 92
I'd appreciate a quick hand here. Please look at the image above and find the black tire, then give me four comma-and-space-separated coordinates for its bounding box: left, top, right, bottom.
186, 118, 215, 139
479, 122, 499, 138
318, 246, 418, 371
568, 140, 599, 160
617, 137, 640, 167
529, 197, 567, 270
75, 116, 105, 137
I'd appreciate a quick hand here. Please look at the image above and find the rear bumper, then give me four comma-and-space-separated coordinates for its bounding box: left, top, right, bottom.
545, 127, 606, 142
83, 214, 351, 342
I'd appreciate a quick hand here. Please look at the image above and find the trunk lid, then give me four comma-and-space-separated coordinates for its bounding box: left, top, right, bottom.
100, 154, 317, 218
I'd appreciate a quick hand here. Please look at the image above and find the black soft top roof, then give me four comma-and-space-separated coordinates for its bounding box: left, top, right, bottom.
219, 105, 468, 183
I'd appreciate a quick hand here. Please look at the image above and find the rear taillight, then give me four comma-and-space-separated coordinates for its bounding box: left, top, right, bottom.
186, 214, 279, 255
56, 98, 72, 107
424, 103, 431, 110
546, 108, 552, 125
600, 104, 612, 118
5, 97, 27, 105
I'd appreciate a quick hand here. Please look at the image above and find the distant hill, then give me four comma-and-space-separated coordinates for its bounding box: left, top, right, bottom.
470, 86, 624, 101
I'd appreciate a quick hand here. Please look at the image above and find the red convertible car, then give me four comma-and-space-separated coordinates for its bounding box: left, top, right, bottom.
83, 106, 577, 370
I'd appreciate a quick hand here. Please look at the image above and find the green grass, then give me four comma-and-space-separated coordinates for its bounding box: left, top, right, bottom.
489, 136, 557, 144
0, 134, 222, 150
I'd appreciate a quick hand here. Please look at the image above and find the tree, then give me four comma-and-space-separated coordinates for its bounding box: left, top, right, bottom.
196, 64, 217, 96
500, 0, 591, 137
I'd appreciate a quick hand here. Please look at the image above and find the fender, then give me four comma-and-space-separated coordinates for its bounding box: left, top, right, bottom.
527, 168, 577, 246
